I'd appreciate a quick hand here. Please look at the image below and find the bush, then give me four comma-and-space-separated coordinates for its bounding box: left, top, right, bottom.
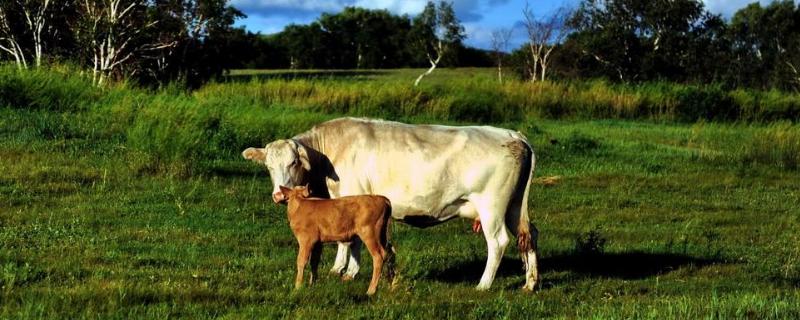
0, 64, 99, 111
575, 227, 607, 256
674, 85, 737, 122
742, 122, 800, 170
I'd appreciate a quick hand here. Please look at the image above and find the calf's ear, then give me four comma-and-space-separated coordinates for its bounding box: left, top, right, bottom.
279, 185, 291, 197
301, 184, 310, 197
242, 148, 266, 163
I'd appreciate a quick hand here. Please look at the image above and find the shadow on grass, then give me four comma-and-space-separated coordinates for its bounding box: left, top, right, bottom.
224, 70, 387, 82
426, 251, 720, 284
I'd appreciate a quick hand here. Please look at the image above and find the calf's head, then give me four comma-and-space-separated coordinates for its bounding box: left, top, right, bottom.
242, 139, 311, 204
278, 185, 311, 202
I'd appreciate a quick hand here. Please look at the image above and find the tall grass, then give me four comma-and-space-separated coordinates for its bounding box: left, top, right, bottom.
203, 74, 800, 123
2, 65, 800, 174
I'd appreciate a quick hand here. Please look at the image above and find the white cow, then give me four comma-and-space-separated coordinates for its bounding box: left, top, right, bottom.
243, 117, 539, 290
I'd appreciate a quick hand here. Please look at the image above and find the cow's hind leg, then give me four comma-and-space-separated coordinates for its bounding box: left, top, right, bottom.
506, 205, 540, 291
471, 195, 512, 291
504, 154, 539, 291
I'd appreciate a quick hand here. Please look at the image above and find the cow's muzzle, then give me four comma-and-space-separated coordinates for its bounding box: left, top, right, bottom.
272, 191, 286, 204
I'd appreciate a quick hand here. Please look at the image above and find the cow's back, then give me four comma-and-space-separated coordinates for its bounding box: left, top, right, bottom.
302, 117, 531, 222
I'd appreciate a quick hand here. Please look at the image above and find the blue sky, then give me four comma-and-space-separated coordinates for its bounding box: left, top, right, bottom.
232, 0, 787, 50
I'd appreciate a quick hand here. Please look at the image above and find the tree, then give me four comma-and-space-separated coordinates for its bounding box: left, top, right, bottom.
0, 0, 67, 68
728, 1, 800, 90
411, 0, 464, 86
75, 0, 154, 85
523, 2, 572, 82
490, 28, 512, 83
0, 1, 27, 68
569, 0, 720, 82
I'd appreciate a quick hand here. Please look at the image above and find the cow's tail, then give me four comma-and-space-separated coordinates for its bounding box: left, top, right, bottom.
509, 136, 536, 270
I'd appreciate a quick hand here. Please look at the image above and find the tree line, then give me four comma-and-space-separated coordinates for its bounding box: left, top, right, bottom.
550, 0, 800, 91
1, 0, 798, 91
238, 4, 491, 73
0, 0, 244, 87
245, 0, 800, 91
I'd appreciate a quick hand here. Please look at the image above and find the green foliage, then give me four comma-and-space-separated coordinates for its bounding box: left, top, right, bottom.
560, 0, 800, 90
561, 131, 601, 154
574, 227, 607, 256
0, 65, 98, 111
741, 122, 800, 170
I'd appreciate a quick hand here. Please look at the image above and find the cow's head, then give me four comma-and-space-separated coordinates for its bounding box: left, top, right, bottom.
242, 139, 311, 204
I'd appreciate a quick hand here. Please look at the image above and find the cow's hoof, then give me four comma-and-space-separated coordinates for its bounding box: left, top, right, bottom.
522, 285, 535, 292
341, 274, 355, 281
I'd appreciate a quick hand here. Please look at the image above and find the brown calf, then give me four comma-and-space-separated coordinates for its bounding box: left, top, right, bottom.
279, 185, 394, 295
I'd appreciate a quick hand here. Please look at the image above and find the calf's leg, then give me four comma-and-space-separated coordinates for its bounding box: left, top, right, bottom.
309, 242, 323, 285
295, 240, 313, 289
363, 238, 386, 296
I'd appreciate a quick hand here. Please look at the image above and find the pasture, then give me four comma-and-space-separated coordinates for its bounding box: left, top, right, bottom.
1, 66, 799, 318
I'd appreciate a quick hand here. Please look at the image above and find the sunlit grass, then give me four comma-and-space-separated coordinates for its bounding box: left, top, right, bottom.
1, 66, 799, 318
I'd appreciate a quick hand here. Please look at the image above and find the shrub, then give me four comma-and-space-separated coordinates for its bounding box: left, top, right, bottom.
742, 122, 800, 170
0, 64, 99, 111
575, 227, 607, 256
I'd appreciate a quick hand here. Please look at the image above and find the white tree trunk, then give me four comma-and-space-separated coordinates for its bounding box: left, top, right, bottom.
497, 60, 502, 83
414, 41, 443, 87
82, 0, 140, 86
541, 47, 555, 82
22, 0, 51, 67
540, 63, 547, 82
787, 61, 800, 89
0, 39, 27, 69
414, 57, 439, 87
0, 6, 28, 69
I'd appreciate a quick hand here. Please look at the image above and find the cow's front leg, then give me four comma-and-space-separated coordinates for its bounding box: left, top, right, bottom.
342, 238, 362, 280
330, 242, 350, 276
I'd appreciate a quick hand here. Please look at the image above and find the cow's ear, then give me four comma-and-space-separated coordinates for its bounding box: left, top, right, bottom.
242, 148, 266, 163
279, 185, 291, 197
295, 143, 312, 171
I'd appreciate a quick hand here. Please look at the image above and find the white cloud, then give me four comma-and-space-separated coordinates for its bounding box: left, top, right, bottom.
231, 0, 345, 12
701, 0, 799, 17
352, 0, 427, 15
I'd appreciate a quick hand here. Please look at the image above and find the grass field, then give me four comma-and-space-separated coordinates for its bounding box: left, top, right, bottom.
1, 66, 799, 318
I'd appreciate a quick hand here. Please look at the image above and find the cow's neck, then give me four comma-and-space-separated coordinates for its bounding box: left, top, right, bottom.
292, 131, 337, 199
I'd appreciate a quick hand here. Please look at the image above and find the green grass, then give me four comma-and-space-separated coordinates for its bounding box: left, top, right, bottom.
1, 65, 799, 318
